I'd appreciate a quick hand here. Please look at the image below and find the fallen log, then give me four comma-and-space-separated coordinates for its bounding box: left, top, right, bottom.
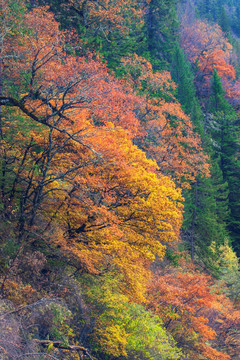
34, 339, 94, 360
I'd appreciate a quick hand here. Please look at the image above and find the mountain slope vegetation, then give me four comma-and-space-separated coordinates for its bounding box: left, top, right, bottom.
0, 0, 240, 359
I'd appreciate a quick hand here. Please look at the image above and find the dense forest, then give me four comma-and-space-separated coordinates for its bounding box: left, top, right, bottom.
1, 0, 240, 359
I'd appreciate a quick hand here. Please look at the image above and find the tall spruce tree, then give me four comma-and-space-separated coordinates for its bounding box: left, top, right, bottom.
182, 170, 228, 274
219, 6, 231, 33
209, 70, 240, 255
147, 0, 179, 69
176, 64, 231, 271
182, 152, 230, 269
171, 43, 204, 135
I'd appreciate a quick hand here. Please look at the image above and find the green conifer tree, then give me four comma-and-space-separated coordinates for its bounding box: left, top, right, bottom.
180, 68, 231, 271
219, 6, 231, 33
147, 0, 179, 69
182, 162, 229, 274
209, 70, 240, 255
171, 44, 204, 135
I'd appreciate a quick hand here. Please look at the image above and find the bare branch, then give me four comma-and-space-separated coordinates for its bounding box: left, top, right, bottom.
33, 340, 95, 360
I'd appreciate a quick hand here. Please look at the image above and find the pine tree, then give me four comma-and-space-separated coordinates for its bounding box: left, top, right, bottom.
180, 68, 232, 271
147, 0, 179, 70
232, 5, 240, 36
197, 0, 222, 22
208, 70, 240, 255
219, 6, 231, 33
182, 168, 228, 273
209, 69, 232, 113
171, 43, 204, 135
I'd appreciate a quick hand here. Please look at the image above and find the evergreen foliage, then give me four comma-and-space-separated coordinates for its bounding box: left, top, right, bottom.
171, 43, 204, 135
147, 0, 179, 69
207, 70, 240, 255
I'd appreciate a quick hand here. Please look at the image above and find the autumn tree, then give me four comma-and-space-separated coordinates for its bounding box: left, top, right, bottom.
36, 0, 146, 69
180, 20, 235, 98
0, 2, 184, 303
148, 268, 234, 360
78, 273, 181, 359
119, 54, 209, 186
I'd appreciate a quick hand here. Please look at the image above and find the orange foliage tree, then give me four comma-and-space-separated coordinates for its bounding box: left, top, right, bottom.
180, 20, 236, 98
0, 3, 183, 301
119, 54, 209, 186
147, 268, 237, 360
48, 0, 147, 66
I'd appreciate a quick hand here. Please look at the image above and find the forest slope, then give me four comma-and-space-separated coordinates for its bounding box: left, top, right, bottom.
0, 0, 240, 359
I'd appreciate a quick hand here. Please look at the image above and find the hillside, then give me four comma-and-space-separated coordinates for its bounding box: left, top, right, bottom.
0, 0, 240, 359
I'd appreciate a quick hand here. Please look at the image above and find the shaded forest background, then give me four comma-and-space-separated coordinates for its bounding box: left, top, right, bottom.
1, 0, 240, 359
